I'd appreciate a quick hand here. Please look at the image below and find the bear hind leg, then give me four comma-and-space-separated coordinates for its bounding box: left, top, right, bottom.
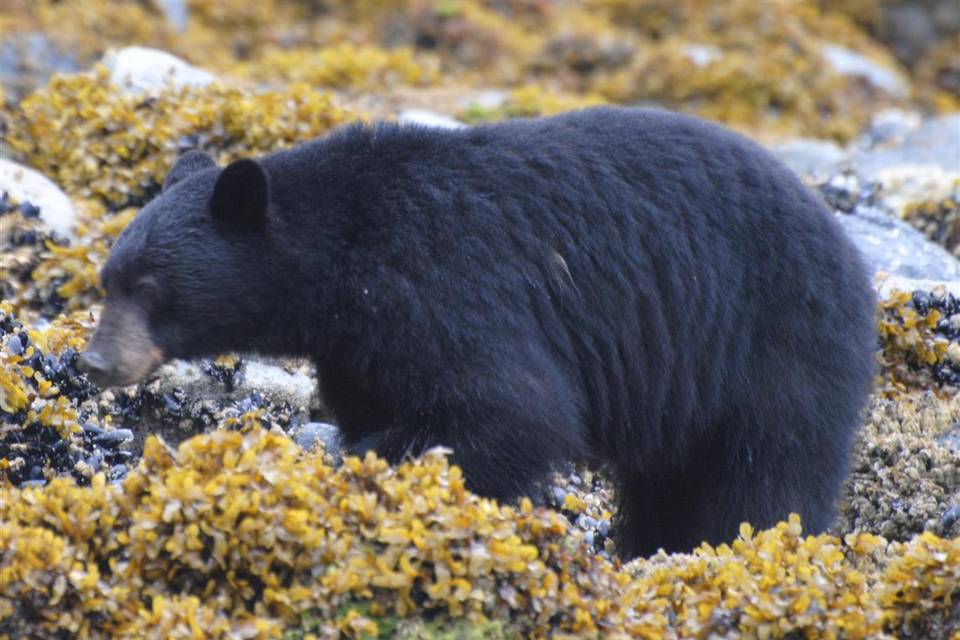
613, 413, 850, 559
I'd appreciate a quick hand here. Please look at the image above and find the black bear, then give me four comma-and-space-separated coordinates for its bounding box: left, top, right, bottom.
80, 107, 876, 558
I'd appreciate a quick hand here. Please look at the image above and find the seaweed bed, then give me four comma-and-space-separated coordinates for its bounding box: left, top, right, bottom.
1, 1, 959, 638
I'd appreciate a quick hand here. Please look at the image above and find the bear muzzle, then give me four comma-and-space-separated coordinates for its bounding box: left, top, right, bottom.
79, 300, 166, 387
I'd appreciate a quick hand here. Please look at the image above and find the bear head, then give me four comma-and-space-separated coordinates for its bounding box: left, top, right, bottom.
78, 150, 274, 387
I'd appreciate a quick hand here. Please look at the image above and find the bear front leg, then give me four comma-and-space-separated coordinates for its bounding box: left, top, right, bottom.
341, 365, 589, 504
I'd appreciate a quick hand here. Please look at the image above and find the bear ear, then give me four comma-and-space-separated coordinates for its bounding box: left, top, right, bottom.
209, 158, 270, 230
163, 150, 217, 191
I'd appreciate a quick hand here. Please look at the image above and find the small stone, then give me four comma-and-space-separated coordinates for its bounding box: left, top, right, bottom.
397, 109, 467, 130
162, 393, 182, 413
6, 334, 23, 355
946, 342, 960, 365
941, 505, 960, 530
74, 460, 94, 480
86, 452, 103, 473
18, 201, 41, 219
82, 423, 104, 438
292, 421, 342, 455
93, 428, 134, 448
552, 487, 566, 507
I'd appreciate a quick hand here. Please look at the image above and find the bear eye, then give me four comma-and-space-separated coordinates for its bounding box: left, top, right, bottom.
135, 275, 162, 305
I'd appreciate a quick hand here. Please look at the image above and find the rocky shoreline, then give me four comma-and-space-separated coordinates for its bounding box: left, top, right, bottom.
1, 1, 958, 637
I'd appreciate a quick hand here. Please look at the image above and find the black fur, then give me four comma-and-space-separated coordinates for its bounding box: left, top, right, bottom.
163, 149, 216, 190
102, 107, 877, 558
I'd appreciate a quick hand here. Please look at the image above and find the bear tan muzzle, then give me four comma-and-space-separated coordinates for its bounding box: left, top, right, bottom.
79, 300, 165, 387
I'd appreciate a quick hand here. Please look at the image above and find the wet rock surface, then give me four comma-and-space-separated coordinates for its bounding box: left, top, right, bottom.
101, 46, 215, 95
774, 112, 960, 282
0, 159, 75, 238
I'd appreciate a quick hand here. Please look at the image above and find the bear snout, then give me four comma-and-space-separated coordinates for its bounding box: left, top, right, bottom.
80, 300, 166, 387
77, 347, 137, 388
77, 350, 111, 378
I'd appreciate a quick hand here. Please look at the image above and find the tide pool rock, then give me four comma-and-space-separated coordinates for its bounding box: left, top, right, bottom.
397, 109, 467, 129
0, 159, 75, 238
101, 47, 215, 95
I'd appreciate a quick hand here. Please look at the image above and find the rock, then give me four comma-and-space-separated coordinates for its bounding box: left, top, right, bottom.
683, 44, 722, 68
836, 207, 960, 282
848, 114, 960, 214
469, 90, 510, 111
101, 47, 215, 95
0, 33, 79, 103
397, 109, 467, 129
154, 357, 317, 410
857, 110, 924, 150
241, 360, 317, 408
821, 44, 909, 98
92, 428, 134, 448
941, 505, 960, 531
777, 114, 960, 281
0, 160, 75, 238
935, 423, 960, 453
879, 1, 959, 66
291, 422, 342, 456
771, 139, 846, 181
155, 0, 189, 32
876, 274, 960, 300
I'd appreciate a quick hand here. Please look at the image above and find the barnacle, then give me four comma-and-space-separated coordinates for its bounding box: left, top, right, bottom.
836, 392, 960, 541
877, 288, 960, 394
901, 180, 960, 257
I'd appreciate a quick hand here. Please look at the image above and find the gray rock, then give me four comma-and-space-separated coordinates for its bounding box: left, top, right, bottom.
934, 423, 960, 453
101, 47, 215, 95
847, 114, 960, 214
154, 357, 316, 409
821, 44, 909, 98
468, 90, 510, 111
880, 2, 952, 66
291, 421, 343, 456
942, 505, 960, 532
155, 0, 189, 31
683, 44, 722, 68
0, 33, 79, 102
773, 115, 960, 282
876, 275, 960, 301
92, 428, 134, 448
853, 114, 960, 176
771, 139, 846, 181
397, 109, 467, 130
857, 109, 924, 150
0, 160, 76, 238
835, 206, 960, 282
